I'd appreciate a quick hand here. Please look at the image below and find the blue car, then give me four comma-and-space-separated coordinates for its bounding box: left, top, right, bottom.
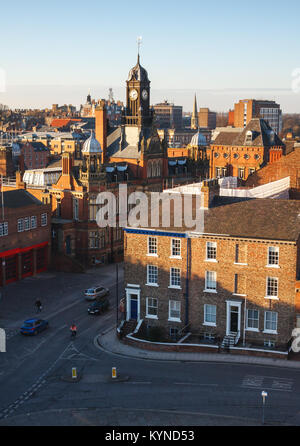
20, 318, 49, 335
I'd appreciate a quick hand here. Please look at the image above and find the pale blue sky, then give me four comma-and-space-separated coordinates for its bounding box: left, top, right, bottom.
1, 0, 300, 111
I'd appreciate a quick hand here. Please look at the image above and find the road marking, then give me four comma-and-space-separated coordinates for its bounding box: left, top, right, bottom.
241, 375, 294, 392
174, 382, 218, 386
124, 381, 152, 385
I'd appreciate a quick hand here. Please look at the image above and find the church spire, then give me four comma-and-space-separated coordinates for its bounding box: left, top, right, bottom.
191, 93, 199, 130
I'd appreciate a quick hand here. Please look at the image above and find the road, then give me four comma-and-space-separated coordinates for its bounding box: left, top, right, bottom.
1, 264, 300, 426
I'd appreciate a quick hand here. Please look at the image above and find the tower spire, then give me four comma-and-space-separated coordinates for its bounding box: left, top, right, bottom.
137, 36, 142, 63
191, 93, 199, 130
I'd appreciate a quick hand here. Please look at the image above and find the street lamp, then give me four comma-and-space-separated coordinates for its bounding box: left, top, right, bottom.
261, 390, 268, 425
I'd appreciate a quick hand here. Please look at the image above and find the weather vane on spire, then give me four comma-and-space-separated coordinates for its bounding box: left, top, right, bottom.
137, 36, 142, 59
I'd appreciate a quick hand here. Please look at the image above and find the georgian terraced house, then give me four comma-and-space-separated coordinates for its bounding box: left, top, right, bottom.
123, 181, 300, 355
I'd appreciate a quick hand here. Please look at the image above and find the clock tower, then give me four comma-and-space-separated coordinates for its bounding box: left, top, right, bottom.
125, 54, 152, 127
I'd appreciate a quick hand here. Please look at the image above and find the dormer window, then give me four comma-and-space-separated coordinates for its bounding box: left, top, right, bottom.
245, 130, 253, 143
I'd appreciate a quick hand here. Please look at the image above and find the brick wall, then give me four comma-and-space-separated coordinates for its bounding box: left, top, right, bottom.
124, 230, 298, 347
245, 147, 300, 198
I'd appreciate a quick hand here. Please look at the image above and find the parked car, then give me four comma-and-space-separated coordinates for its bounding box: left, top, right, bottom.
88, 298, 110, 315
20, 318, 49, 335
84, 286, 109, 301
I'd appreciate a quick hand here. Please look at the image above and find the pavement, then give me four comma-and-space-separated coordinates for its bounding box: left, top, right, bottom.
96, 325, 300, 369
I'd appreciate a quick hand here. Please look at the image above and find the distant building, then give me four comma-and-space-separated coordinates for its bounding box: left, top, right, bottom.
233, 99, 282, 134
191, 95, 199, 130
209, 118, 284, 180
158, 128, 211, 148
153, 101, 183, 129
198, 108, 217, 130
17, 142, 50, 170
80, 93, 124, 126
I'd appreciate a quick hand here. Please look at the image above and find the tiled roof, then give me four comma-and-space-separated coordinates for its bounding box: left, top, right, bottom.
51, 119, 82, 128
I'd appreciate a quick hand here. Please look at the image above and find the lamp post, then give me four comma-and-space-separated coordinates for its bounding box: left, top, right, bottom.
261, 390, 268, 425
116, 262, 119, 327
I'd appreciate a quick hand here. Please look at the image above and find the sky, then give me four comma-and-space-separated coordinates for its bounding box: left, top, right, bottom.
0, 0, 300, 112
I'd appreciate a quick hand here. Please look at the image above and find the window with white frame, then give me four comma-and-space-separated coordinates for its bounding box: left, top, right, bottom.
41, 213, 47, 227
31, 216, 37, 229
147, 265, 158, 285
268, 247, 279, 266
148, 236, 157, 255
264, 311, 278, 332
205, 271, 217, 291
247, 309, 259, 330
170, 267, 181, 288
0, 222, 8, 237
146, 297, 158, 318
24, 217, 30, 231
171, 238, 181, 257
266, 277, 278, 298
169, 300, 181, 320
17, 218, 24, 232
204, 304, 216, 325
206, 241, 217, 260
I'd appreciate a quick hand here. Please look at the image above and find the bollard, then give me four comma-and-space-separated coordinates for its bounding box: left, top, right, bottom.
112, 367, 117, 379
72, 367, 77, 379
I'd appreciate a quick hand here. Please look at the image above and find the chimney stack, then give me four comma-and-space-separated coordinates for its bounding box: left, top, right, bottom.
95, 100, 107, 164
200, 179, 220, 209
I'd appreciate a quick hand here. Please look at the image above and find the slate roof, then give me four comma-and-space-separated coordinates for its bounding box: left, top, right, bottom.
128, 197, 300, 242
212, 119, 283, 148
0, 189, 43, 208
232, 119, 283, 147
212, 132, 240, 146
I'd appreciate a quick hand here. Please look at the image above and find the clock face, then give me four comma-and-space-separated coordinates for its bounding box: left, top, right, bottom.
129, 89, 138, 101
142, 89, 148, 100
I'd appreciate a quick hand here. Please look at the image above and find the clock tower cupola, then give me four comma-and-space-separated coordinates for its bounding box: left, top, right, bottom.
125, 54, 151, 127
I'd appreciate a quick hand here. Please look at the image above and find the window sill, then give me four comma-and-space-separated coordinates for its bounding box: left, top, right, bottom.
170, 256, 182, 260
264, 296, 279, 300
246, 328, 259, 332
146, 315, 158, 320
232, 293, 247, 297
147, 253, 158, 257
234, 262, 248, 266
266, 265, 280, 268
204, 289, 217, 293
168, 318, 181, 323
263, 330, 278, 335
146, 283, 159, 287
168, 285, 182, 290
203, 322, 216, 327
205, 259, 218, 263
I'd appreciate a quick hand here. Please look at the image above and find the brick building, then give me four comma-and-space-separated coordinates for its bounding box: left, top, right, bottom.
0, 189, 51, 284
123, 183, 300, 353
198, 108, 217, 130
233, 99, 282, 135
245, 143, 300, 199
209, 118, 284, 180
18, 141, 50, 170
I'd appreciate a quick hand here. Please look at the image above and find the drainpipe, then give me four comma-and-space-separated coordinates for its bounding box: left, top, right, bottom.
185, 236, 190, 327
243, 295, 247, 346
